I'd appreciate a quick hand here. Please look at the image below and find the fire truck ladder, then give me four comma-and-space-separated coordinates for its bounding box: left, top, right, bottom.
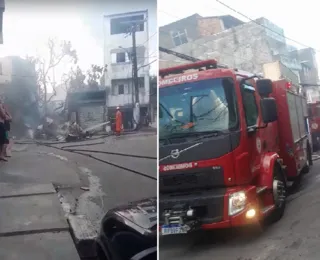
159, 47, 201, 62
159, 46, 228, 69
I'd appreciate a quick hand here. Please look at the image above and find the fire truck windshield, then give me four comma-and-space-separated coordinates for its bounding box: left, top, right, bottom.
159, 77, 238, 140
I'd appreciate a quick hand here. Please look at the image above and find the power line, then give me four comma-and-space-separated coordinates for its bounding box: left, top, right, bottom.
158, 10, 272, 60
215, 0, 319, 51
158, 10, 312, 70
142, 31, 157, 46
158, 23, 262, 65
140, 59, 157, 68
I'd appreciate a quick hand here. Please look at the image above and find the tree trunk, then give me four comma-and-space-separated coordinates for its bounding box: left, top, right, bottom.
44, 83, 48, 117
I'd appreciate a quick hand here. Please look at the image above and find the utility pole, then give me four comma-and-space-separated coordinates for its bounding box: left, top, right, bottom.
131, 25, 139, 105
121, 19, 145, 130
130, 23, 141, 130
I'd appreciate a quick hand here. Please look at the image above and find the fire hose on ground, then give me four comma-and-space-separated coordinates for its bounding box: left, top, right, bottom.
39, 142, 157, 181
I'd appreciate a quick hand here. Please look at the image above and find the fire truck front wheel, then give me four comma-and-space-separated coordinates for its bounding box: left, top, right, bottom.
268, 163, 287, 224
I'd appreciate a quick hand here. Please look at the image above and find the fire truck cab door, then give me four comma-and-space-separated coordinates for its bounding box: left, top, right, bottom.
240, 83, 262, 175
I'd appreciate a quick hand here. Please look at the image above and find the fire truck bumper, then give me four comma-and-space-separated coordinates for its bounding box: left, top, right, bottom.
159, 185, 260, 235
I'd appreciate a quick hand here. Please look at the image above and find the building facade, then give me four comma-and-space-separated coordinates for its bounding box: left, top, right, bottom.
103, 10, 151, 128
0, 56, 13, 85
160, 17, 319, 90
159, 13, 243, 49
160, 18, 276, 72
0, 56, 40, 132
0, 56, 37, 91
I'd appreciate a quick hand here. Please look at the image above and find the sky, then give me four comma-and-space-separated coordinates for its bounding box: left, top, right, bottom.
0, 0, 157, 91
158, 0, 320, 72
2, 0, 318, 87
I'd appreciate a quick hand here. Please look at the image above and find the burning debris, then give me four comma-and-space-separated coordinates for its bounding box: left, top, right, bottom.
32, 116, 110, 142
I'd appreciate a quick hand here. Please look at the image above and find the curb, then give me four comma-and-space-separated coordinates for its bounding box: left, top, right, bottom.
68, 215, 98, 259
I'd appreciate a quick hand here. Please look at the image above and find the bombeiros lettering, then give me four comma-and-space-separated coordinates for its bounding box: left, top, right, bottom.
159, 73, 198, 86
163, 163, 193, 171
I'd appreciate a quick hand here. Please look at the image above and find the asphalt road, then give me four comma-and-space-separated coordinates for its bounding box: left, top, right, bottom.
160, 158, 320, 260
8, 132, 157, 233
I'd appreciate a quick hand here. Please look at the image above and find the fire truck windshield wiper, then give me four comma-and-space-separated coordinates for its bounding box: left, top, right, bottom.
167, 131, 200, 138
193, 130, 227, 141
167, 130, 224, 140
160, 103, 185, 125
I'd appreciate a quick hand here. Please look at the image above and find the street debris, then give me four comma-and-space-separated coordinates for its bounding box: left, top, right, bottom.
32, 117, 110, 143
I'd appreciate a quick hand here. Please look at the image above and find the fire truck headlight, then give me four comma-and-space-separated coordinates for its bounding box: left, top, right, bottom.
312, 123, 318, 130
228, 191, 247, 216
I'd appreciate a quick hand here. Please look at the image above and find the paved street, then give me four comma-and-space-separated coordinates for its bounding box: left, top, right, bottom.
0, 132, 156, 259
48, 132, 157, 226
160, 158, 320, 260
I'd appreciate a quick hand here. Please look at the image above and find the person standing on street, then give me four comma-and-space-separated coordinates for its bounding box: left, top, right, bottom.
3, 103, 12, 157
0, 96, 10, 161
115, 106, 123, 136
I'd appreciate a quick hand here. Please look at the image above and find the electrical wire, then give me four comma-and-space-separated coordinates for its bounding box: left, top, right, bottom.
63, 148, 156, 160
159, 10, 285, 61
36, 140, 157, 181
158, 10, 315, 71
161, 1, 317, 53
215, 0, 319, 51
142, 31, 158, 46
138, 59, 157, 70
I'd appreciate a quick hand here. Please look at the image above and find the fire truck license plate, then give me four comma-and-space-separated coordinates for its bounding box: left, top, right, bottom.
161, 224, 188, 235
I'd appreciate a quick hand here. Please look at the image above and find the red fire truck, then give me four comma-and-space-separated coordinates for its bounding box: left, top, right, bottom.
308, 101, 320, 150
159, 60, 312, 235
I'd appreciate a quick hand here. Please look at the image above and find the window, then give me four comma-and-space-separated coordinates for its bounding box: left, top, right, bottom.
171, 30, 188, 47
118, 84, 124, 95
110, 15, 144, 35
287, 92, 300, 141
138, 77, 144, 90
111, 52, 130, 63
295, 96, 307, 137
242, 84, 258, 127
315, 105, 320, 116
308, 106, 312, 118
116, 53, 126, 63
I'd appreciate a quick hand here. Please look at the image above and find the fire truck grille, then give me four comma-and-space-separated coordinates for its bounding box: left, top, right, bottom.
160, 167, 224, 194
163, 174, 198, 186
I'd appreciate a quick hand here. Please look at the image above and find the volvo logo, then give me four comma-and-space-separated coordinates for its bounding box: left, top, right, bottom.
170, 149, 180, 159
159, 142, 203, 162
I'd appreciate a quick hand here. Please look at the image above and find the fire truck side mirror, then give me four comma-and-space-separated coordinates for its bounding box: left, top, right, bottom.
256, 79, 273, 97
260, 98, 278, 123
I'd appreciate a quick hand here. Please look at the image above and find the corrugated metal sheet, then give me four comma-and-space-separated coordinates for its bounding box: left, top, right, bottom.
79, 105, 104, 131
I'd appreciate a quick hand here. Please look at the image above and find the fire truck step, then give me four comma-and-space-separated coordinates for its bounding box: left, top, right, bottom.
261, 205, 275, 215
256, 186, 268, 194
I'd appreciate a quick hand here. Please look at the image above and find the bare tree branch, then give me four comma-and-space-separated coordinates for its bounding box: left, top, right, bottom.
30, 38, 77, 116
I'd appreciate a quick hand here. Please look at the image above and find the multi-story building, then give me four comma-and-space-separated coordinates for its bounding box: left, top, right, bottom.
0, 56, 40, 132
160, 17, 319, 86
159, 13, 243, 49
160, 17, 286, 72
103, 10, 151, 129
0, 56, 37, 90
